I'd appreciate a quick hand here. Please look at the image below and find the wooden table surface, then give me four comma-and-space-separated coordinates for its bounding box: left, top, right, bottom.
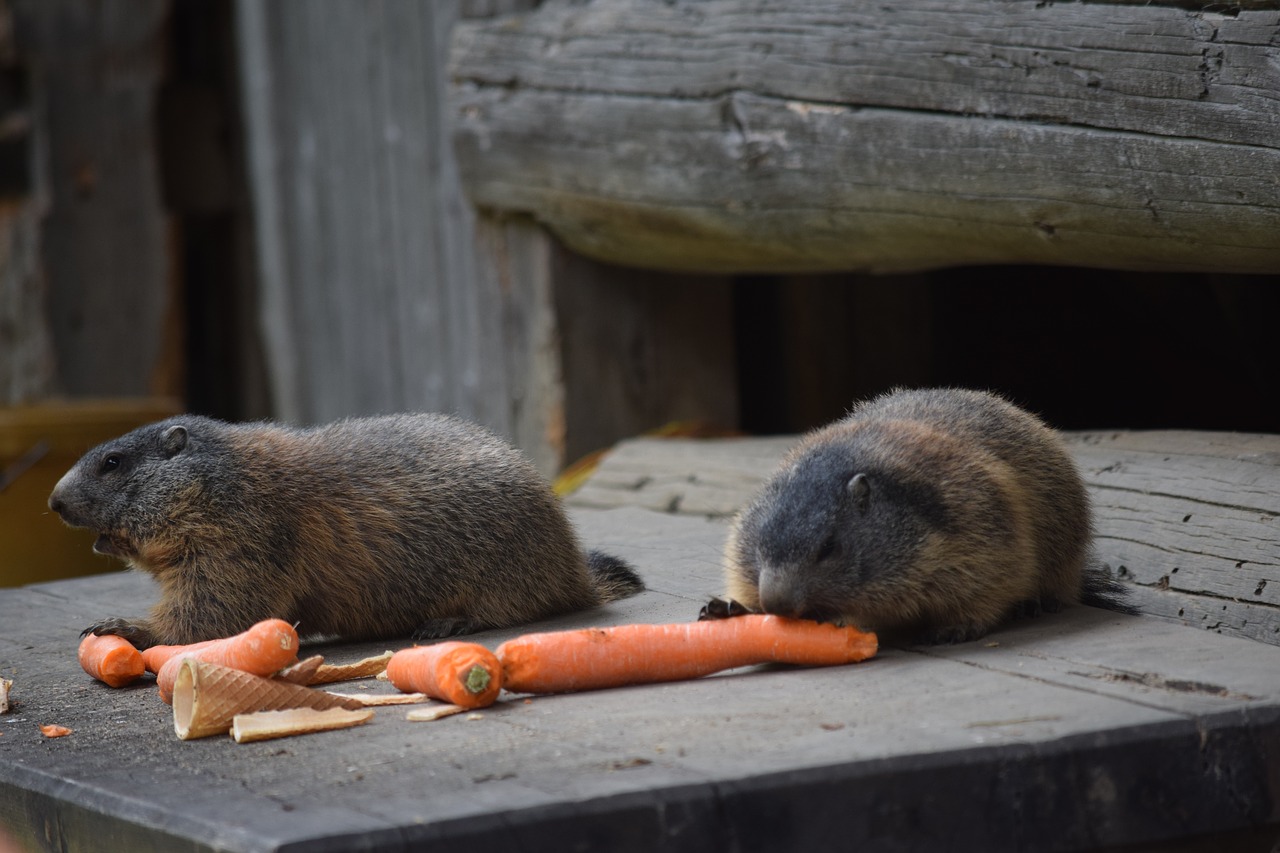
3, 443, 1280, 852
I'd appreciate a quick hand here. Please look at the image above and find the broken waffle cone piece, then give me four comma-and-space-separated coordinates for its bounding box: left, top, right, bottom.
325, 691, 429, 706
405, 703, 467, 722
274, 655, 326, 685
310, 651, 394, 684
231, 707, 374, 743
172, 659, 366, 740
272, 651, 394, 686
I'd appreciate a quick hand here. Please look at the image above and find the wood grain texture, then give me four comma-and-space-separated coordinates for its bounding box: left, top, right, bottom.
3, 508, 1280, 851
234, 1, 738, 475
233, 1, 546, 475
236, 0, 530, 436
471, 213, 564, 475
552, 249, 739, 464
12, 0, 175, 396
568, 430, 1280, 646
0, 202, 55, 404
1066, 431, 1280, 645
451, 0, 1280, 273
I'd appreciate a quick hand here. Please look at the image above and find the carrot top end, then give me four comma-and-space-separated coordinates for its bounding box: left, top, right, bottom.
463, 664, 492, 695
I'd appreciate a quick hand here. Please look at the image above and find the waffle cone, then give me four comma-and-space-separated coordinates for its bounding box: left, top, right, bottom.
173, 659, 365, 740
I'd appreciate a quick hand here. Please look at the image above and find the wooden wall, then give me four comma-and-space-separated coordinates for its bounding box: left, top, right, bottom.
5, 0, 1278, 478
10, 0, 177, 400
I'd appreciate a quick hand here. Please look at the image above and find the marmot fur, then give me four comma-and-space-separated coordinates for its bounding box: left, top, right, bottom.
50, 413, 642, 647
723, 387, 1129, 643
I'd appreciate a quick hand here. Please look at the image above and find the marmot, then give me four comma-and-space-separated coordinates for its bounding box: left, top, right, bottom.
49, 413, 643, 647
723, 387, 1130, 643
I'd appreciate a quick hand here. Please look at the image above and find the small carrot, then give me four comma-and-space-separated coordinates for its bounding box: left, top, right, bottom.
497, 615, 878, 695
386, 642, 502, 709
156, 619, 300, 703
78, 633, 145, 688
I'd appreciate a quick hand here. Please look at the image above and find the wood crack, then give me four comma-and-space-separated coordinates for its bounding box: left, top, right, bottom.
1087, 482, 1280, 515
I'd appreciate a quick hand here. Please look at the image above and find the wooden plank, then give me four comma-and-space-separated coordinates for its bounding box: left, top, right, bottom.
568, 435, 796, 517
470, 214, 565, 475
450, 0, 1280, 274
453, 0, 1280, 148
0, 202, 55, 405
11, 0, 176, 396
239, 1, 739, 477
567, 430, 1280, 646
0, 12, 53, 405
1066, 431, 1280, 645
552, 247, 739, 465
235, 1, 518, 431
2, 506, 1280, 851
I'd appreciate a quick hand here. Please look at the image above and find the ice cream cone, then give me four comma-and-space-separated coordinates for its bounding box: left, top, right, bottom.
172, 659, 365, 740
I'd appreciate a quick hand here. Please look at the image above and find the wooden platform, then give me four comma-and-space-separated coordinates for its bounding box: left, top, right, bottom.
2, 435, 1279, 852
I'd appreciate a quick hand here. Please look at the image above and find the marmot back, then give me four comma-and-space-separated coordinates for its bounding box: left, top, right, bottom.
50, 413, 643, 646
724, 387, 1126, 643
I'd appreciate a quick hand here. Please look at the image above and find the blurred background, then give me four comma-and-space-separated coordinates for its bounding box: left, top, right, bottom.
2, 0, 1277, 586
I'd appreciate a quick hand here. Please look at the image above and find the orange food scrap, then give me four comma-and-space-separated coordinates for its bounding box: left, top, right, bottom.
78, 633, 145, 687
386, 642, 502, 709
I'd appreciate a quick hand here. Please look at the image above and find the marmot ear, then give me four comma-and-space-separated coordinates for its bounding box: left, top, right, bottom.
162, 424, 189, 458
847, 472, 871, 514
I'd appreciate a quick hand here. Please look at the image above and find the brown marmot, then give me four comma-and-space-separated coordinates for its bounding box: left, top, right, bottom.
49, 413, 643, 647
722, 387, 1130, 643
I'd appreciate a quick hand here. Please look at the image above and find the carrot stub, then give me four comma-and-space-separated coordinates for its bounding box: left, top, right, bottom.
496, 614, 878, 695
156, 619, 300, 703
385, 642, 502, 709
78, 633, 145, 688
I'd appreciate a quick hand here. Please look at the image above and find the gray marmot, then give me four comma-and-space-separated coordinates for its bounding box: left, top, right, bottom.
49, 413, 643, 647
722, 387, 1130, 643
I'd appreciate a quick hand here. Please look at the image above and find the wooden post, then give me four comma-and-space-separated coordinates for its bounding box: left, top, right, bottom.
235, 1, 741, 474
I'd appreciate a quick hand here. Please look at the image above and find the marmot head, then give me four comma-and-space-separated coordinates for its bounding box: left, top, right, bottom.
48, 416, 223, 560
732, 424, 950, 623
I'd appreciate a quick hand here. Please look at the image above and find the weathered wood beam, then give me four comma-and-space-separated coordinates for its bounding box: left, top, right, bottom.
451, 0, 1280, 274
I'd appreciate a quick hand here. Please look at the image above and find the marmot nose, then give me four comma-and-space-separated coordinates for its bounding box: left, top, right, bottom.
49, 492, 65, 515
758, 575, 807, 619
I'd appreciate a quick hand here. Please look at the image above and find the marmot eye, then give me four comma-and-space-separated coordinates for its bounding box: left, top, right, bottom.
816, 536, 839, 562
99, 454, 123, 474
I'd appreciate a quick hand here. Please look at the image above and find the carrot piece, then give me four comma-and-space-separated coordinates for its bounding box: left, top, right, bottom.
78, 633, 145, 688
385, 642, 502, 709
155, 619, 300, 703
497, 615, 878, 695
141, 639, 220, 675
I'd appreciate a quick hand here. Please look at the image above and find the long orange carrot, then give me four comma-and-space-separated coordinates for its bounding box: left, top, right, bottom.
156, 619, 300, 703
386, 642, 503, 709
497, 615, 877, 694
78, 633, 146, 688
